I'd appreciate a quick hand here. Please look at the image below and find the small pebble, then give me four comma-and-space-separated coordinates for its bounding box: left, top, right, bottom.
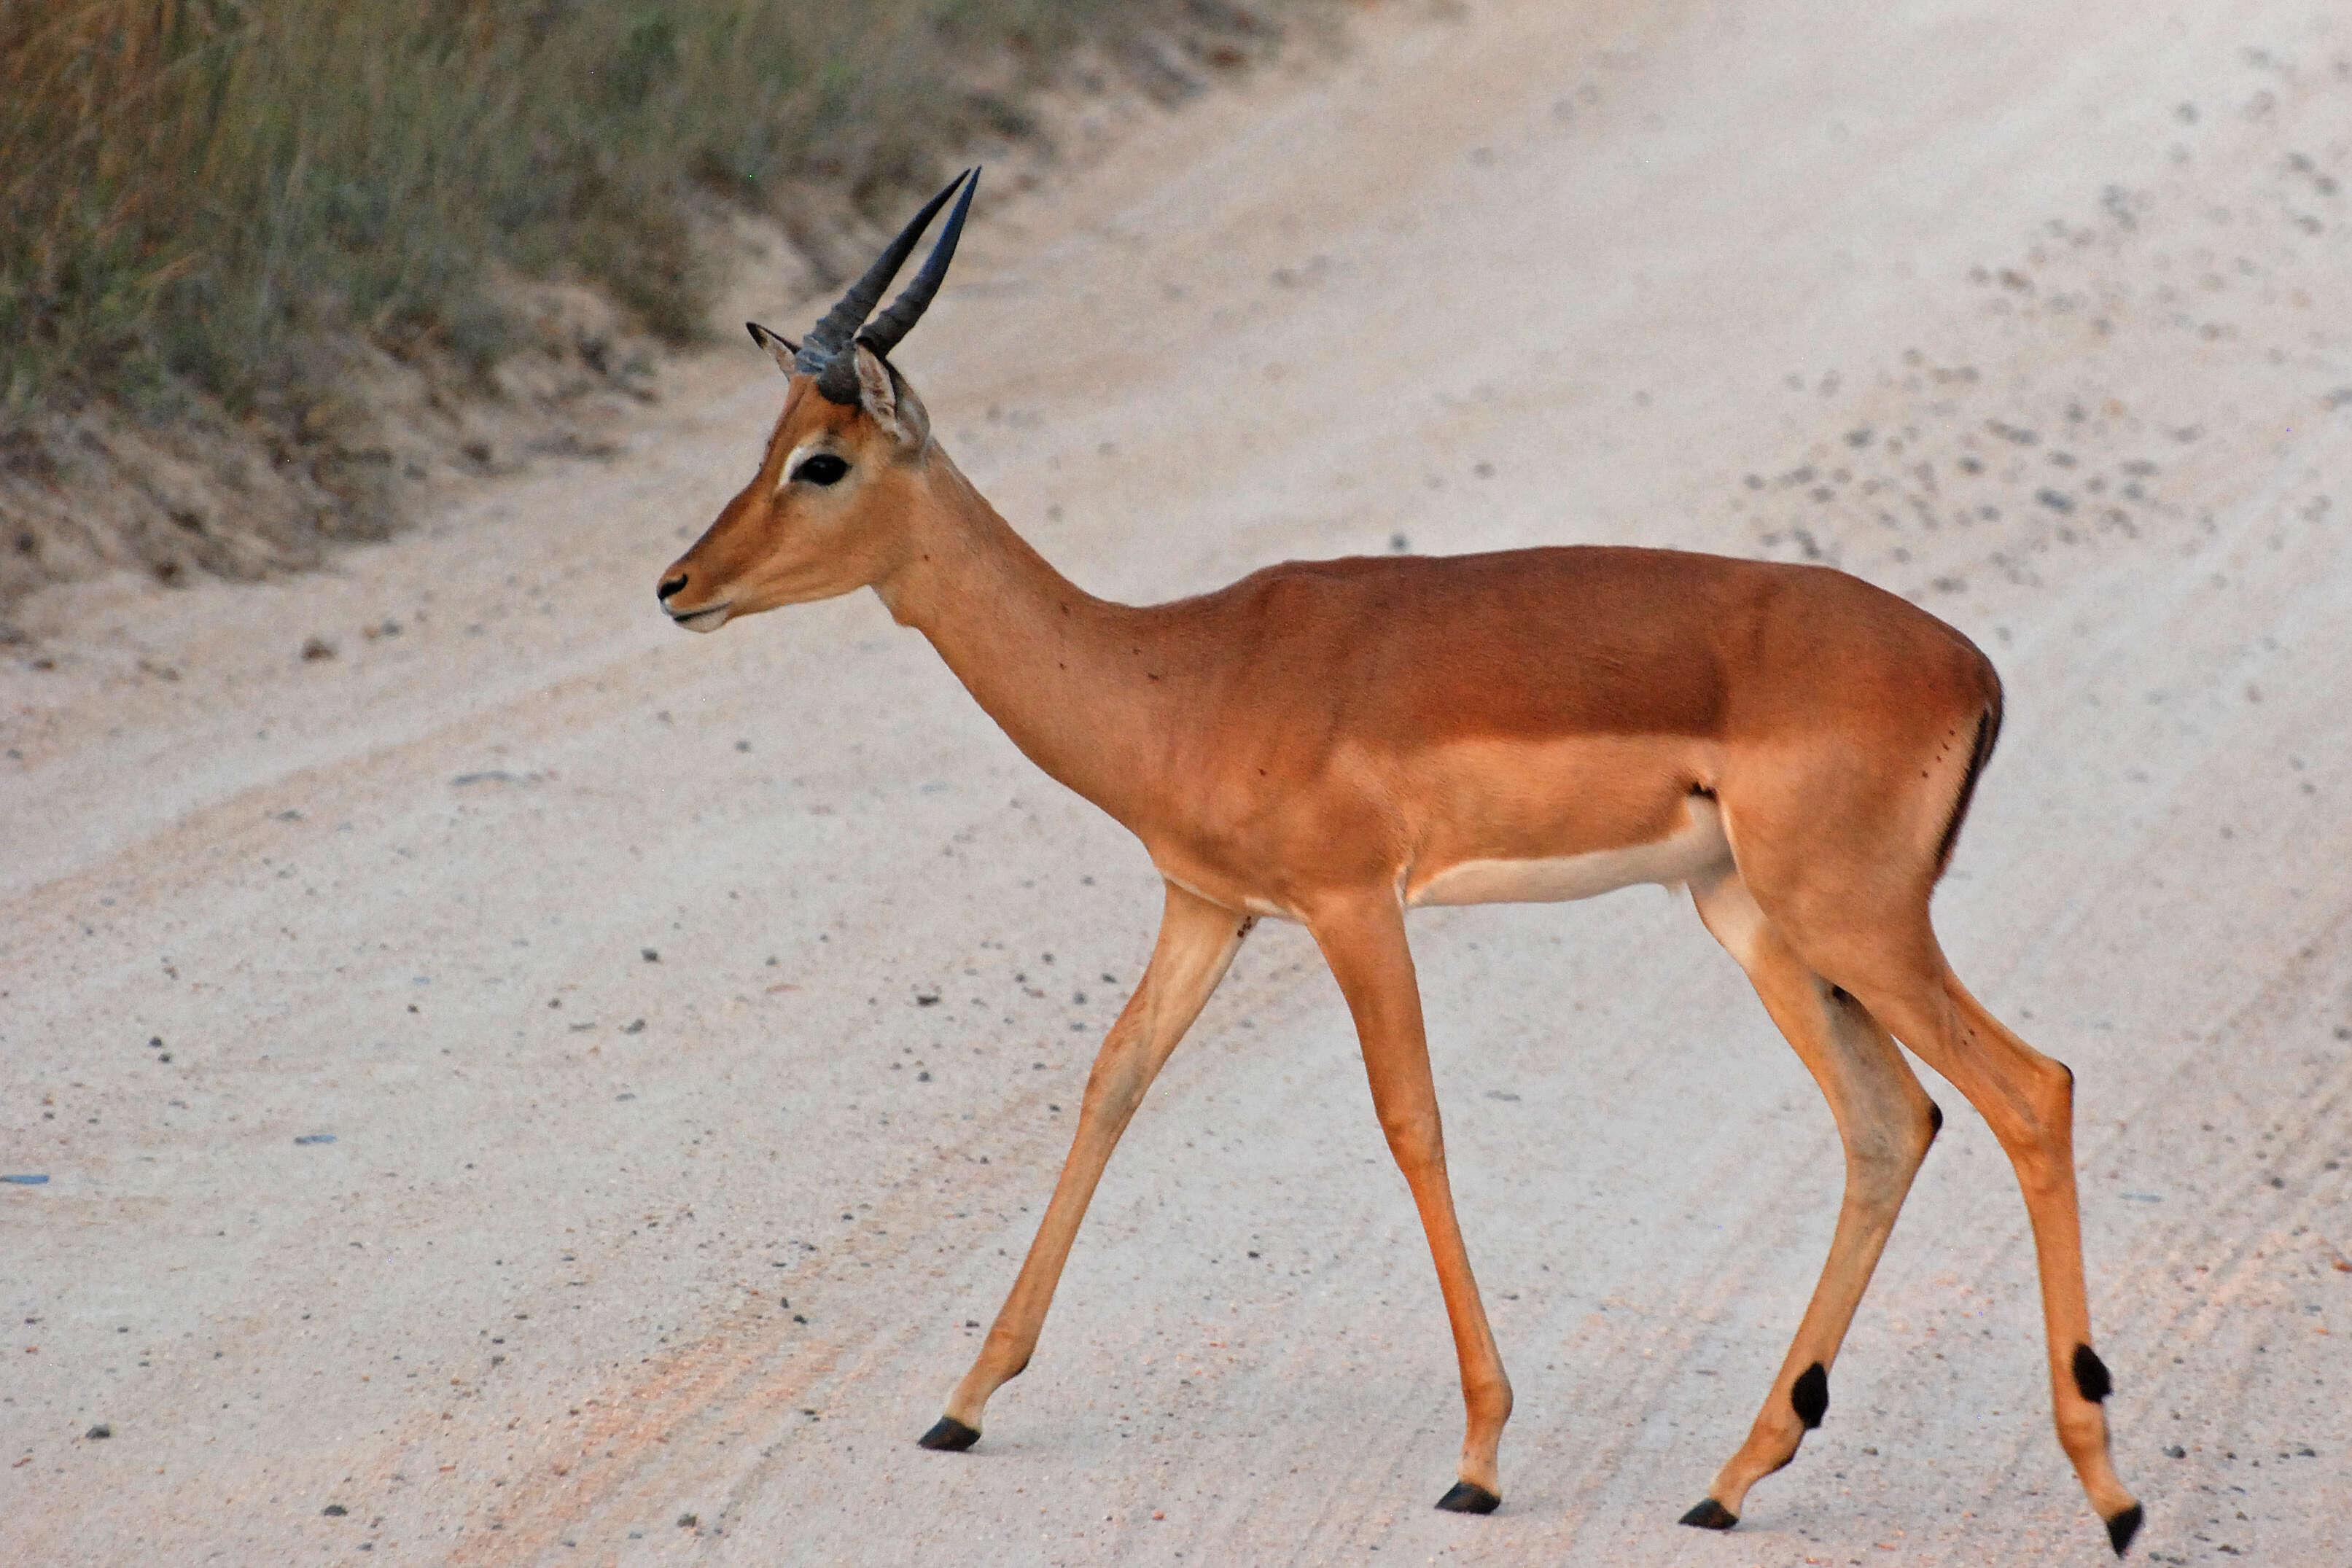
323, 1503, 348, 1516
85, 1424, 111, 1440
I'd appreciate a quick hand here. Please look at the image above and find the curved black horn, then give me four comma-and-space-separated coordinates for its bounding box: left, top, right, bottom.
857, 167, 978, 359
795, 171, 970, 375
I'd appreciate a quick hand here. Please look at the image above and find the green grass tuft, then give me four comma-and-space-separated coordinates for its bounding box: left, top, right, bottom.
0, 0, 1170, 417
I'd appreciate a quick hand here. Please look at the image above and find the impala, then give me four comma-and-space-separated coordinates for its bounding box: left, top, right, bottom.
655, 171, 2143, 1556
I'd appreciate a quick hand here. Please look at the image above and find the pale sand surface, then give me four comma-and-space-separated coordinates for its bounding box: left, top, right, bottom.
4, 2, 2349, 1564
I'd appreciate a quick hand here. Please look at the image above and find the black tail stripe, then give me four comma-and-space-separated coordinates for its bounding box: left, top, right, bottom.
1934, 705, 1998, 873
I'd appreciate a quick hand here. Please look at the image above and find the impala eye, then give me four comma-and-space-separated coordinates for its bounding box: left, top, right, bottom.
793, 453, 849, 486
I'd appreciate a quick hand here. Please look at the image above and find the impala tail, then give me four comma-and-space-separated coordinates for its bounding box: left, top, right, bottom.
1934, 682, 2004, 876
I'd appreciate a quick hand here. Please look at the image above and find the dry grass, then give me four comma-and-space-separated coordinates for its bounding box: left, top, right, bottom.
0, 0, 1302, 609
0, 0, 1277, 413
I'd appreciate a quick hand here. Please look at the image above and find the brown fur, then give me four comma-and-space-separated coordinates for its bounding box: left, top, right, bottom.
654, 356, 2137, 1549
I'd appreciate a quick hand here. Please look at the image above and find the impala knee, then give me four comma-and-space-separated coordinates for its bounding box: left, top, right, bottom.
1864, 1096, 1944, 1168
1901, 1096, 1942, 1163
1841, 1102, 1935, 1199
2054, 1398, 2111, 1460
2030, 1056, 2076, 1118
1465, 1369, 1514, 1424
1842, 1141, 1916, 1206
1376, 1108, 1444, 1168
1078, 1058, 1151, 1118
979, 1325, 1034, 1378
1987, 1056, 2077, 1171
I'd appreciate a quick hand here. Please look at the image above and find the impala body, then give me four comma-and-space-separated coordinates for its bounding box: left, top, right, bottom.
655, 172, 2142, 1556
1080, 547, 1995, 921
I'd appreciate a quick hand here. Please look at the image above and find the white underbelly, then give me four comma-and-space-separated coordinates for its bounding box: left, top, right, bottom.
1408, 795, 1732, 908
1158, 867, 1301, 923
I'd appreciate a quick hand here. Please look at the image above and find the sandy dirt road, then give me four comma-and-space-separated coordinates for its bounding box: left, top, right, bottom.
5, 2, 2351, 1564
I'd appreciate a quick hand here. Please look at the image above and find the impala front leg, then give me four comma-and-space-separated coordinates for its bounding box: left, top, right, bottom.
1311, 893, 1513, 1513
919, 882, 1253, 1452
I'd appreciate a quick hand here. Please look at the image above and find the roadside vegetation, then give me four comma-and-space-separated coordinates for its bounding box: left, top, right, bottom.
0, 0, 1302, 610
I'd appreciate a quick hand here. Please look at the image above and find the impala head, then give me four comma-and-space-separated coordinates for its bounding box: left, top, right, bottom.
657, 169, 978, 631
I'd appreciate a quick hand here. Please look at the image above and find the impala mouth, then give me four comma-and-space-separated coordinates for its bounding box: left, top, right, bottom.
668, 601, 733, 633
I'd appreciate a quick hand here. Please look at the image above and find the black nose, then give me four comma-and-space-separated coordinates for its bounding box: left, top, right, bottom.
658, 572, 689, 604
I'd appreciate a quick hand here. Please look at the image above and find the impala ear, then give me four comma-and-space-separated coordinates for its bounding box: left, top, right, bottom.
852, 341, 930, 450
746, 321, 798, 375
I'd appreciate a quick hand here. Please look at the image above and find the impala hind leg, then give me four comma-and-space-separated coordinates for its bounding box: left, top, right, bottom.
1838, 962, 2143, 1556
1678, 870, 1943, 1531
1311, 894, 1512, 1513
919, 882, 1253, 1452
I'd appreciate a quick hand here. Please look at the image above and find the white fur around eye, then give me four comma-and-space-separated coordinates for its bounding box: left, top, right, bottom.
776, 441, 825, 494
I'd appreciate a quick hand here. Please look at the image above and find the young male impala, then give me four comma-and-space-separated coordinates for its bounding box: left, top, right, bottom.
655, 171, 2143, 1556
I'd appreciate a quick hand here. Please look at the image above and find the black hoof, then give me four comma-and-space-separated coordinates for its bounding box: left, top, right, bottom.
1679, 1497, 1739, 1531
1434, 1481, 1500, 1514
916, 1415, 981, 1451
2105, 1502, 2144, 1557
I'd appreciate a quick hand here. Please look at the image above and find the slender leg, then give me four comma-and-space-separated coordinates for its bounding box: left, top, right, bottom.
1844, 964, 2143, 1556
1309, 892, 1512, 1513
918, 881, 1253, 1451
1678, 871, 1942, 1529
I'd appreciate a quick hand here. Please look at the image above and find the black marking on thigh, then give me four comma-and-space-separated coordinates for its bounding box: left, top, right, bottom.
1826, 983, 1853, 1005
1927, 1101, 1944, 1138
1689, 782, 1717, 799
1934, 703, 2001, 875
2072, 1343, 2114, 1403
1790, 1362, 1829, 1429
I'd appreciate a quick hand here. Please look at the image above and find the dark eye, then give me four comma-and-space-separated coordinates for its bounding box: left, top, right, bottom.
793, 453, 849, 486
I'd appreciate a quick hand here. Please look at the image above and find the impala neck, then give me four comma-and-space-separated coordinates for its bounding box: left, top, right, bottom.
871, 450, 1164, 827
